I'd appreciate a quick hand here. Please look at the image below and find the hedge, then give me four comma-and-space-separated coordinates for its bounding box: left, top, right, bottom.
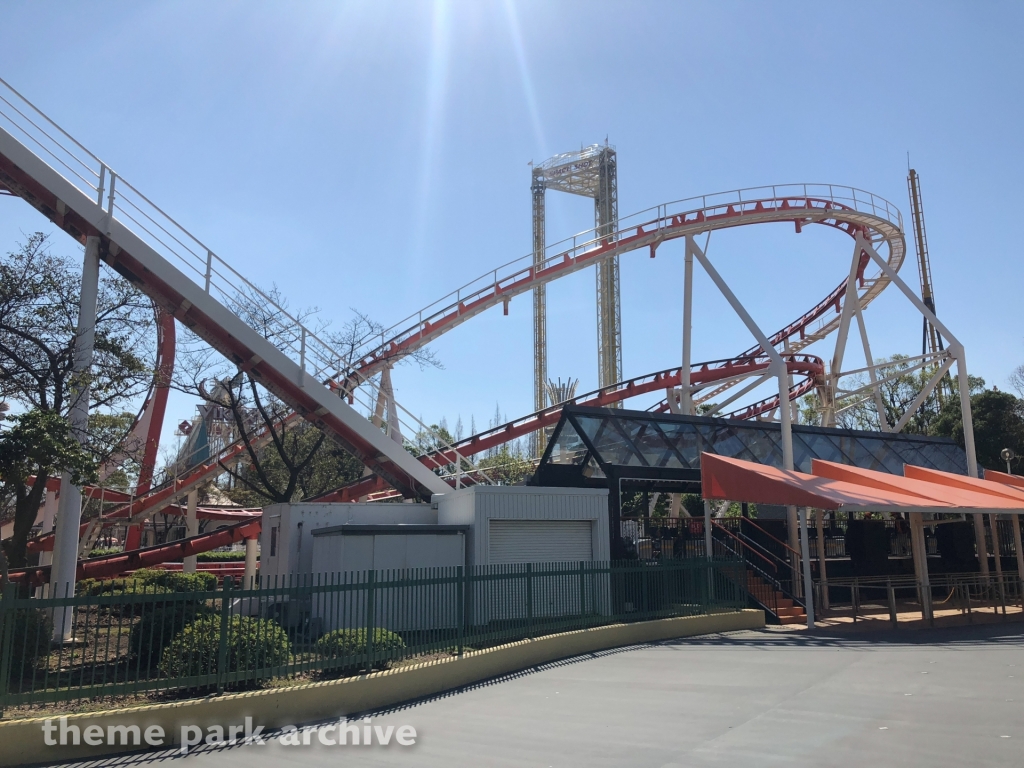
315, 628, 405, 672
158, 615, 291, 684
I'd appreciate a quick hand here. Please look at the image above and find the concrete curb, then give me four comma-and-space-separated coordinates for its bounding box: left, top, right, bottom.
0, 609, 763, 767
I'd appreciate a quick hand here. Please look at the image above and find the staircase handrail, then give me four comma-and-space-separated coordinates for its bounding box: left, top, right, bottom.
739, 516, 801, 559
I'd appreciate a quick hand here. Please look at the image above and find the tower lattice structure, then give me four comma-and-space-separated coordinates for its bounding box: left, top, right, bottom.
531, 144, 620, 456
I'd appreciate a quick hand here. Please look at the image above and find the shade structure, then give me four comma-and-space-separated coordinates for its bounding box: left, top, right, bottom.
813, 460, 1024, 514
904, 465, 1024, 509
982, 468, 1024, 493
700, 453, 959, 512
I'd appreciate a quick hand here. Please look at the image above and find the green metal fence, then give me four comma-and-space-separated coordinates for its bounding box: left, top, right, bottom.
0, 558, 746, 714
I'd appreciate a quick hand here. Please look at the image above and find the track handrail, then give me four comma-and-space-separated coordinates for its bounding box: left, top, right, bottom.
349, 190, 904, 380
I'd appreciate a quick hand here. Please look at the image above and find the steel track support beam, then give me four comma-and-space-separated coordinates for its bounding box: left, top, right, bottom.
50, 235, 100, 641
862, 237, 988, 578
853, 298, 890, 431
686, 234, 798, 578
703, 373, 771, 416
685, 236, 794, 471
825, 236, 868, 426
891, 356, 955, 433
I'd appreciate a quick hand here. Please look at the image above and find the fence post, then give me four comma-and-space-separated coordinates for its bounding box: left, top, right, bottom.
365, 570, 376, 673
852, 577, 859, 624
0, 583, 16, 718
456, 566, 465, 657
216, 576, 233, 695
579, 561, 586, 622
887, 579, 898, 629
525, 564, 533, 639
641, 561, 649, 618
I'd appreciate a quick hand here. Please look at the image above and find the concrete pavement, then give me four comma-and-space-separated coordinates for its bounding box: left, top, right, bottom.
52, 622, 1024, 767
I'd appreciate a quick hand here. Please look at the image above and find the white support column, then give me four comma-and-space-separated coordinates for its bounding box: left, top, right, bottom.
863, 240, 988, 578
703, 499, 713, 559
35, 490, 57, 598
853, 288, 890, 431
244, 536, 259, 589
50, 236, 101, 642
680, 240, 695, 415
798, 507, 815, 628
182, 489, 198, 574
825, 237, 868, 426
815, 508, 829, 610
39, 490, 57, 567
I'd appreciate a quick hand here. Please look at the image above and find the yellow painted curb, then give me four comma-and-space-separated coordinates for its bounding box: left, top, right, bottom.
0, 609, 763, 767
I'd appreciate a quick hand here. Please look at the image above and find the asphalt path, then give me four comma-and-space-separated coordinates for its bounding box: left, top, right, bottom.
54, 622, 1024, 768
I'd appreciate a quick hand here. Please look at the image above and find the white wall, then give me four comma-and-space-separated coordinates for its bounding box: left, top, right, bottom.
434, 486, 610, 566
309, 529, 465, 632
310, 529, 465, 575
259, 502, 436, 583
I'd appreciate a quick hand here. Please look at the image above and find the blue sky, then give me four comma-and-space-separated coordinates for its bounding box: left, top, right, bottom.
1, 1, 1022, 450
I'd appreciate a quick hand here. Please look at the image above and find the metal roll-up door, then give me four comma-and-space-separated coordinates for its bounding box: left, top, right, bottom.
488, 520, 592, 564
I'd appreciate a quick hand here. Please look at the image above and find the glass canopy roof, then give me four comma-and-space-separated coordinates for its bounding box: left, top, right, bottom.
535, 406, 968, 486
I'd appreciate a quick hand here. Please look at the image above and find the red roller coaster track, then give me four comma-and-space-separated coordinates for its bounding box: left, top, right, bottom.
0, 77, 905, 582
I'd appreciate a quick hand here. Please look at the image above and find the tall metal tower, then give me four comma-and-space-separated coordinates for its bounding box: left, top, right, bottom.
531, 144, 620, 455
907, 168, 943, 357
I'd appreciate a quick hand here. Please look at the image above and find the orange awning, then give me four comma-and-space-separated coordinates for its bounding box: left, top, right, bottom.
982, 468, 1024, 493
812, 460, 1024, 513
700, 453, 959, 512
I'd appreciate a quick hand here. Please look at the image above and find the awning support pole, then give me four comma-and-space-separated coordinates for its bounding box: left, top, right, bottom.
1011, 514, 1024, 585
183, 489, 198, 574
816, 508, 829, 610
703, 499, 713, 560
798, 507, 815, 629
910, 512, 933, 623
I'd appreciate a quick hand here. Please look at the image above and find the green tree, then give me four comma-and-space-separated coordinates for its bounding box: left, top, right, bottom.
931, 389, 1024, 473
172, 291, 439, 505
0, 410, 97, 574
199, 373, 364, 506
477, 445, 533, 485
800, 354, 984, 434
0, 234, 153, 568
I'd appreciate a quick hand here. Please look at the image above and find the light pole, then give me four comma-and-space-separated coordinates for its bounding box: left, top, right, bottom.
1001, 448, 1016, 475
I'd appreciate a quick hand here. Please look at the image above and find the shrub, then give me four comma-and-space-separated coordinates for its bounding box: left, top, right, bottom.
87, 547, 123, 558
0, 604, 52, 677
132, 569, 217, 593
315, 628, 405, 672
129, 600, 213, 669
158, 615, 291, 683
197, 551, 247, 562
75, 578, 172, 616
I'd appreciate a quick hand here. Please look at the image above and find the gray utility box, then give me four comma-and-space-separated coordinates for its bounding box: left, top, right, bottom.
435, 485, 611, 622
309, 524, 468, 634
310, 524, 467, 576
259, 502, 436, 583
434, 485, 610, 566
